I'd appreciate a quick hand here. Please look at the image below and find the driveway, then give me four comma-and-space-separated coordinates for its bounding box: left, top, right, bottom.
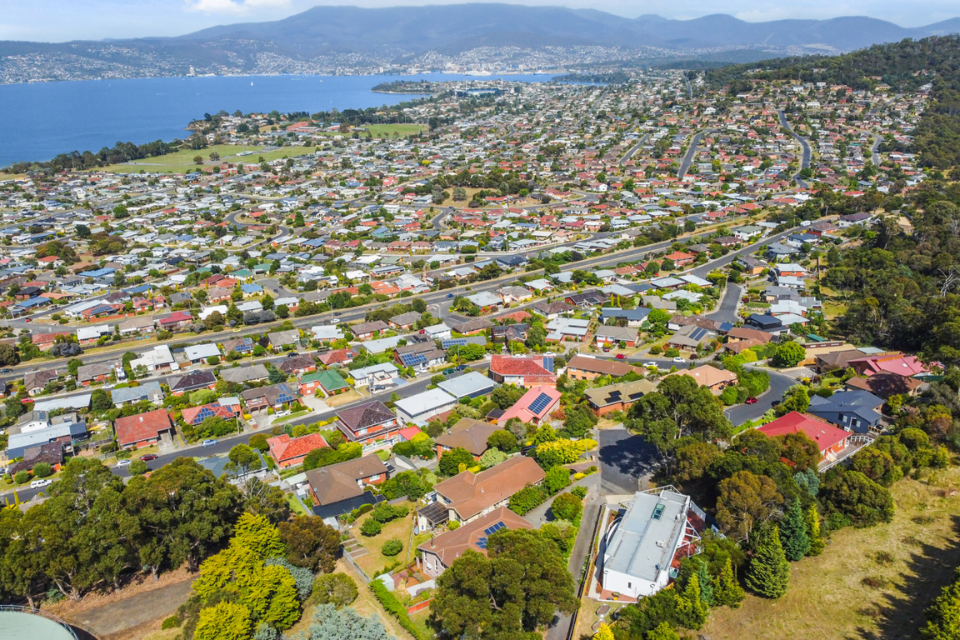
598, 428, 661, 495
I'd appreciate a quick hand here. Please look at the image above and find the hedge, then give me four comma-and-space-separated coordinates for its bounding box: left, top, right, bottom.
370, 579, 432, 640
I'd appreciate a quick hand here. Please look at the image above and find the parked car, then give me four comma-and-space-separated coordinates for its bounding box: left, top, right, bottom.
202, 439, 218, 447
30, 479, 52, 489
454, 365, 468, 372
673, 357, 686, 363
745, 397, 759, 405
441, 368, 456, 376
0, 368, 11, 374
116, 459, 132, 467
140, 454, 158, 461
615, 354, 626, 359
446, 293, 454, 299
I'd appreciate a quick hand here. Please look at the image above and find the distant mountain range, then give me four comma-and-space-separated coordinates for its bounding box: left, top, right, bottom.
2, 4, 960, 83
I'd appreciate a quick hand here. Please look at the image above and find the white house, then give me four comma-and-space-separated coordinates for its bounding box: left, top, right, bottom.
601, 489, 701, 599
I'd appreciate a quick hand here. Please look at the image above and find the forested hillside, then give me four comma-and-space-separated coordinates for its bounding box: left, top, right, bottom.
705, 35, 960, 168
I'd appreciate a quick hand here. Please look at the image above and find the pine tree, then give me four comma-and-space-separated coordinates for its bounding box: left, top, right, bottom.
745, 525, 790, 599
675, 573, 709, 629
806, 504, 826, 556
922, 570, 960, 640
696, 560, 714, 606
780, 498, 811, 561
712, 556, 745, 608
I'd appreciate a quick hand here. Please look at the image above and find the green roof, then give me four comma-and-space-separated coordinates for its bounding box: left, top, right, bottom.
232, 269, 253, 277
302, 369, 349, 391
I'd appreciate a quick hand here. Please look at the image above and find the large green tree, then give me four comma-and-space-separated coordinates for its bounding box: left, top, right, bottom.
745, 524, 790, 599
431, 529, 577, 638
278, 516, 341, 573
779, 498, 811, 561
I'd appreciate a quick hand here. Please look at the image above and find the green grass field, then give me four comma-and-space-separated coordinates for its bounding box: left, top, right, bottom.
98, 145, 312, 174
363, 124, 425, 138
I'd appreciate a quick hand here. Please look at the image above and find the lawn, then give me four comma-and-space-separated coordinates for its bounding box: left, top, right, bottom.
98, 144, 311, 173
364, 124, 425, 138
272, 408, 312, 425
353, 509, 415, 579
703, 464, 960, 640
286, 492, 310, 517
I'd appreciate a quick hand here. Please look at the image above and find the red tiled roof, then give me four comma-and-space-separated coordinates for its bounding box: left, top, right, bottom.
490, 355, 552, 377
115, 409, 172, 446
267, 433, 328, 463
499, 386, 561, 424
181, 402, 236, 426
757, 412, 848, 453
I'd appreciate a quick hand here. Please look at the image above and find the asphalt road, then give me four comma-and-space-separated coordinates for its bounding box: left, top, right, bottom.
677, 129, 717, 179
619, 134, 650, 165
724, 367, 796, 425
870, 135, 882, 167
598, 428, 660, 495
778, 110, 812, 188
705, 283, 743, 325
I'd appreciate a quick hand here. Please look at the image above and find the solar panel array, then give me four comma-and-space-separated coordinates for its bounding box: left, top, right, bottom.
276, 392, 295, 404
400, 353, 427, 366
483, 521, 506, 536
542, 356, 555, 372
442, 338, 468, 348
194, 405, 217, 423
476, 537, 488, 549
528, 392, 553, 415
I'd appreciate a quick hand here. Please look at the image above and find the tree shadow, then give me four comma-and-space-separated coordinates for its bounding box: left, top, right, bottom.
854, 514, 960, 640
598, 430, 660, 494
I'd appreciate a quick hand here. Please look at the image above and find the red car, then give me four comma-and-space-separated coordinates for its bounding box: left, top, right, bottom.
140, 454, 159, 462
615, 354, 626, 360
745, 397, 758, 405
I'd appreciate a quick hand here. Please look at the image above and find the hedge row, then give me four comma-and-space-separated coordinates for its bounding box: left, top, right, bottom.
370, 579, 432, 640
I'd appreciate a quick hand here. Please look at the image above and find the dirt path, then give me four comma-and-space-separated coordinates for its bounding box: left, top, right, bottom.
61, 578, 195, 638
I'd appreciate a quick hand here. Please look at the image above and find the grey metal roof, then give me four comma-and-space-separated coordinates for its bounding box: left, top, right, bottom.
111, 381, 163, 405
437, 371, 496, 399
605, 490, 689, 583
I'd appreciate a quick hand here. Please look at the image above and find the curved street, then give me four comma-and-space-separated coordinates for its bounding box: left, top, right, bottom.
778, 110, 812, 188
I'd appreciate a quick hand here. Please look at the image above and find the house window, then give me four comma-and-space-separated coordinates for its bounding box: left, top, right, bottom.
628, 582, 632, 589
357, 428, 367, 436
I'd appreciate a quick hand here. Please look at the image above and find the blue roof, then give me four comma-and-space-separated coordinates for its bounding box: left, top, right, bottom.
79, 267, 115, 278
240, 284, 262, 293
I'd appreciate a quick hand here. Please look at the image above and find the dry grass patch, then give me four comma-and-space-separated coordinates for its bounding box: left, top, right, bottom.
703, 466, 960, 640
324, 388, 365, 407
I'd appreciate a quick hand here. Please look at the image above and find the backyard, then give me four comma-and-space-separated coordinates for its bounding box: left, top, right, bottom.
352, 508, 416, 579
703, 464, 960, 640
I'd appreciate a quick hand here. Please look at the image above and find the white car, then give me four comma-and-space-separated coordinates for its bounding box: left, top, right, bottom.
30, 479, 52, 489
116, 459, 132, 467
643, 362, 659, 368
673, 357, 686, 363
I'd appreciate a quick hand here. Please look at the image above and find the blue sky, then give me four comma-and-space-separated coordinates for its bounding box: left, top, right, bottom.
1, 0, 957, 42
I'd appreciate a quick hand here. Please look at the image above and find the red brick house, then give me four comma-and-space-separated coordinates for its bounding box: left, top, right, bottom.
156, 311, 193, 331
758, 412, 849, 462
267, 433, 329, 469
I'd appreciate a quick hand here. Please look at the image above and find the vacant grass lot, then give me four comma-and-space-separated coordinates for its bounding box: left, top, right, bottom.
363, 123, 425, 138
704, 465, 960, 640
354, 510, 415, 579
99, 145, 309, 173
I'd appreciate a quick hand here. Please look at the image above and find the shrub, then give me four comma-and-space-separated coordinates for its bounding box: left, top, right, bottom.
360, 518, 382, 537
509, 485, 547, 515
311, 573, 358, 608
381, 539, 403, 557
544, 466, 571, 494
571, 485, 588, 499
32, 462, 53, 478
13, 470, 29, 485
161, 616, 182, 630
370, 579, 431, 640
650, 345, 663, 355
447, 521, 460, 531
552, 492, 583, 523
371, 502, 408, 524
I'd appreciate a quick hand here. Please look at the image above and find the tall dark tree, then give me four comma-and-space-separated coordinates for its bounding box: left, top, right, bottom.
779, 498, 811, 561
745, 524, 790, 599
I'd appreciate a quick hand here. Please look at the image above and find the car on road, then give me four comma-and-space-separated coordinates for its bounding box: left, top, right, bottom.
24, 318, 31, 323
745, 397, 759, 405
441, 368, 456, 376
446, 293, 454, 299
643, 362, 658, 368
116, 459, 132, 467
673, 357, 686, 363
0, 368, 11, 374
454, 365, 468, 372
334, 312, 342, 316
30, 479, 52, 489
202, 439, 218, 447
140, 454, 158, 461
20, 398, 33, 404
615, 354, 626, 359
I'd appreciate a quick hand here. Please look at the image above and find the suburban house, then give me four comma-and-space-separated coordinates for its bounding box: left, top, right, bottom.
389, 311, 421, 330
4, 411, 89, 460
436, 371, 496, 400
666, 365, 738, 395
220, 364, 269, 385
168, 370, 217, 396
240, 383, 299, 412
595, 325, 640, 348
156, 310, 193, 331
267, 329, 301, 351
845, 372, 927, 399
267, 433, 329, 469
130, 345, 177, 373
758, 412, 850, 462
601, 489, 702, 600
221, 337, 255, 354
114, 409, 175, 449
585, 379, 659, 416
184, 343, 222, 365
426, 456, 545, 526
299, 370, 350, 397
434, 418, 500, 461
337, 401, 403, 452
76, 361, 122, 386
318, 348, 357, 367
118, 315, 155, 336
111, 381, 164, 407
24, 370, 58, 396
181, 402, 237, 426
807, 390, 884, 433
394, 388, 459, 426
488, 355, 557, 388
848, 353, 929, 378
278, 354, 318, 376
305, 455, 389, 515
417, 506, 533, 578
498, 386, 562, 426
565, 355, 636, 381
351, 320, 389, 341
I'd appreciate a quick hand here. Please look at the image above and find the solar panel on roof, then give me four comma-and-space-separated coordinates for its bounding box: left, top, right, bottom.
528, 392, 553, 415
476, 537, 488, 549
401, 353, 426, 366
443, 338, 468, 348
542, 357, 555, 372
483, 521, 506, 536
